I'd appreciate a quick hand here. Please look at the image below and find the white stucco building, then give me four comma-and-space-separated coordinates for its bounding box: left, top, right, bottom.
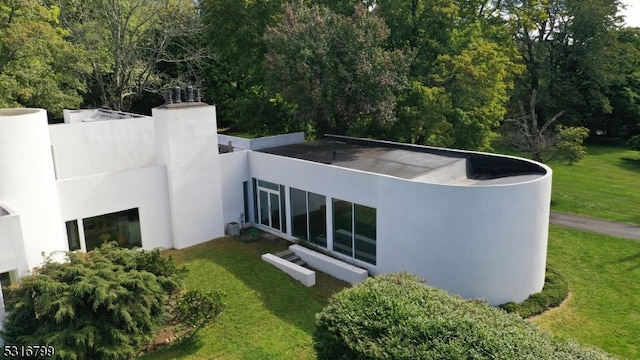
0, 98, 551, 324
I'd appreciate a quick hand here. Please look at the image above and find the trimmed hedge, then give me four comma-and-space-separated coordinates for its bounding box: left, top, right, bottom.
314, 273, 612, 360
499, 266, 569, 318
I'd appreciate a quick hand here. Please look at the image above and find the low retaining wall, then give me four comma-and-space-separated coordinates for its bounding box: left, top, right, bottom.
261, 253, 316, 287
290, 245, 368, 284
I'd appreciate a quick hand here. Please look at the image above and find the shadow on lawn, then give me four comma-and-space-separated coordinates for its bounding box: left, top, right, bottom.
618, 157, 640, 174
186, 235, 344, 336
618, 252, 640, 271
141, 329, 205, 359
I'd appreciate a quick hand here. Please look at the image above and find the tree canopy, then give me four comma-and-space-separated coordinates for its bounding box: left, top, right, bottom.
0, 0, 88, 118
56, 0, 202, 112
1, 0, 639, 152
373, 0, 522, 150
264, 2, 410, 137
502, 0, 626, 130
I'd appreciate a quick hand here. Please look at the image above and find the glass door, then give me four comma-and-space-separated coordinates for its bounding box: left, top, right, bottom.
258, 188, 281, 231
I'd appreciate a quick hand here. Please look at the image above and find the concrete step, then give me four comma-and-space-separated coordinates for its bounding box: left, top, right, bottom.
274, 249, 307, 267
274, 249, 293, 258
293, 259, 306, 266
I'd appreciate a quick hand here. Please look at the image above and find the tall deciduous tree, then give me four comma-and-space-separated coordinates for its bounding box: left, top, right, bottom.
375, 0, 522, 150
199, 0, 288, 131
604, 27, 640, 137
502, 88, 589, 164
0, 0, 87, 119
264, 2, 410, 137
502, 0, 624, 132
57, 0, 203, 111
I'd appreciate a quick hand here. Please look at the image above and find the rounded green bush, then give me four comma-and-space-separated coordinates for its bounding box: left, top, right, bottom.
314, 273, 611, 360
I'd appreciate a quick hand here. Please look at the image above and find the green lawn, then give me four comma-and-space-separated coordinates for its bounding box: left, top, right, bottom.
550, 139, 640, 225
142, 236, 348, 359
534, 226, 640, 359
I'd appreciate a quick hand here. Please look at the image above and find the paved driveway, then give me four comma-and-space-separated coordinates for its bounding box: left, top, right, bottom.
550, 212, 640, 241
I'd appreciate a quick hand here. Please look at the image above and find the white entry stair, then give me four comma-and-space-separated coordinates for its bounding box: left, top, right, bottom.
261, 250, 316, 287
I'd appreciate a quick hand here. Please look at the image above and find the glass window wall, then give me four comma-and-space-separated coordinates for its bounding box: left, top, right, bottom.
291, 188, 326, 247
83, 208, 141, 251
332, 199, 376, 265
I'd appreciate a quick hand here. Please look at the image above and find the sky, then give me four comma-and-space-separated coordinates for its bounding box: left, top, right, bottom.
620, 1, 640, 27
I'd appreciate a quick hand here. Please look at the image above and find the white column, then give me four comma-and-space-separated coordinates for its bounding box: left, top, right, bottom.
153, 105, 225, 249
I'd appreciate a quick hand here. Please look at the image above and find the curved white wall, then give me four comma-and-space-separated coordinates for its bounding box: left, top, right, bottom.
249, 151, 551, 305
0, 109, 66, 271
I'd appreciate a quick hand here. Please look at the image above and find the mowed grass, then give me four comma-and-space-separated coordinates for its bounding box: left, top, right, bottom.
534, 226, 640, 359
141, 138, 640, 359
142, 236, 349, 359
550, 139, 640, 225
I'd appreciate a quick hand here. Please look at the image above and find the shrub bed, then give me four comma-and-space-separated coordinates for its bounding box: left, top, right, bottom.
499, 266, 569, 318
314, 273, 611, 360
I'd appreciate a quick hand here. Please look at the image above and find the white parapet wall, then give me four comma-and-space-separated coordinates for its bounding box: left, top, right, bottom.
49, 116, 156, 180
290, 245, 368, 284
261, 253, 316, 287
218, 132, 305, 152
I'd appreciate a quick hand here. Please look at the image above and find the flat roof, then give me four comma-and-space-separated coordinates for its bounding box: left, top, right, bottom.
257, 136, 547, 186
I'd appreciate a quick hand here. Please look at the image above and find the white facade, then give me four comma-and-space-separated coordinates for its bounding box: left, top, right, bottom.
0, 102, 552, 325
248, 150, 551, 305
0, 109, 66, 273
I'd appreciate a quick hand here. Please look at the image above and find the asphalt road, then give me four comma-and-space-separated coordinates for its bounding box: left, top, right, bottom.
550, 212, 640, 241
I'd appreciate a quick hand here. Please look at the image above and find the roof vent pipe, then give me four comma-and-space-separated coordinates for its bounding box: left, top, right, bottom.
173, 86, 182, 103
163, 90, 173, 105
186, 86, 194, 102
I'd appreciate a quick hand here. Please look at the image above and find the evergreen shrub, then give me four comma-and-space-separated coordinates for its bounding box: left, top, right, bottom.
0, 243, 222, 360
314, 273, 611, 360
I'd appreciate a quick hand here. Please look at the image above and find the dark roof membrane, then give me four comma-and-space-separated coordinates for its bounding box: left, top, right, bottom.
257, 135, 547, 185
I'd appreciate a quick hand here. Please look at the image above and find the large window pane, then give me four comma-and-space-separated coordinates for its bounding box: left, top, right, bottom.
83, 208, 141, 251
0, 271, 12, 308
252, 178, 258, 223
66, 220, 81, 251
270, 192, 281, 231
333, 199, 353, 256
280, 185, 287, 233
290, 188, 308, 240
259, 190, 269, 226
243, 181, 249, 223
354, 204, 376, 265
308, 192, 327, 247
